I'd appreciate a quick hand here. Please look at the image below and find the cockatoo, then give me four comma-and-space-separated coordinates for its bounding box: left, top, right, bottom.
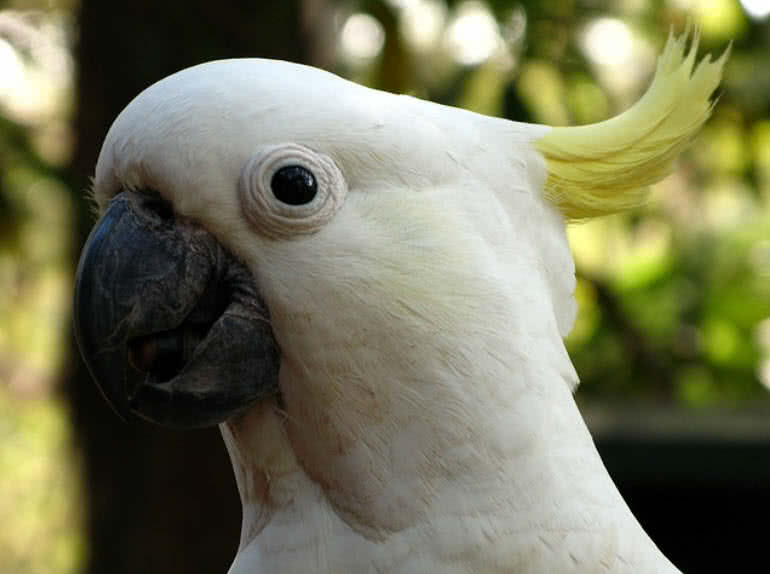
74, 28, 727, 573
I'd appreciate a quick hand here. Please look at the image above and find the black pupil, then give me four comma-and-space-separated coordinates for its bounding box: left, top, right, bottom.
271, 165, 317, 206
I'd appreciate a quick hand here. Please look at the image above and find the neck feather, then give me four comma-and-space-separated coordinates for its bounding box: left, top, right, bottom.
221, 374, 680, 573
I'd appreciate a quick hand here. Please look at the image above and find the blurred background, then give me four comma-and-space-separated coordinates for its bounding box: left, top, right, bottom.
0, 0, 767, 572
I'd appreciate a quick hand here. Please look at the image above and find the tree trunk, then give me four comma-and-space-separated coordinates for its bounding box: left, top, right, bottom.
66, 2, 327, 572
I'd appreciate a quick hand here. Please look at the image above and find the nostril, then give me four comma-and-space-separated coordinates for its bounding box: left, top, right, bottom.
148, 197, 175, 222
137, 189, 175, 222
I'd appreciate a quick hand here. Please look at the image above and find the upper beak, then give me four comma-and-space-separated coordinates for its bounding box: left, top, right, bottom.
73, 190, 279, 428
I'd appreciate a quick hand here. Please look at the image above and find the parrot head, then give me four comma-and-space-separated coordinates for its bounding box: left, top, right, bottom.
74, 28, 726, 558
75, 56, 579, 430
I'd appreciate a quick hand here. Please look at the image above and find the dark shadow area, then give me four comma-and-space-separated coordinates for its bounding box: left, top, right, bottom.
600, 438, 770, 572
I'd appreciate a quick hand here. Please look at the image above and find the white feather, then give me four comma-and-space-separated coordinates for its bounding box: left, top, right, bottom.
93, 59, 680, 572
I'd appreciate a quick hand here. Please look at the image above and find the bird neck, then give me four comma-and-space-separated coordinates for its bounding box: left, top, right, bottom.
220, 377, 680, 573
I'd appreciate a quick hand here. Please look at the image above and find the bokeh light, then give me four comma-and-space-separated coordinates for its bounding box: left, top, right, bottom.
740, 0, 770, 19
582, 17, 633, 67
445, 1, 501, 66
339, 13, 385, 63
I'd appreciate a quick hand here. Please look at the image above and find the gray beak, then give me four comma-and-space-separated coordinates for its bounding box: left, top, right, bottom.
73, 190, 279, 428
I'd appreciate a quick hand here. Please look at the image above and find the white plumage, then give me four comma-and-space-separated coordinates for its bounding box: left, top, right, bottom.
86, 30, 726, 573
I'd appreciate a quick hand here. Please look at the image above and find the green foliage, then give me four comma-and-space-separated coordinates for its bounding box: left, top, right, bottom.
0, 387, 84, 573
1, 7, 79, 573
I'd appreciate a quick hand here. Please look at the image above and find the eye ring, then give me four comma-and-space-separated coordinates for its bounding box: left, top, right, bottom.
239, 144, 347, 239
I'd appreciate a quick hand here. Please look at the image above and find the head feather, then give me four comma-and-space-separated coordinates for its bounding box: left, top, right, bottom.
536, 26, 729, 219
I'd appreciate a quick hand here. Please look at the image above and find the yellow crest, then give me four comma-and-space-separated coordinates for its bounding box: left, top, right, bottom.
536, 27, 729, 220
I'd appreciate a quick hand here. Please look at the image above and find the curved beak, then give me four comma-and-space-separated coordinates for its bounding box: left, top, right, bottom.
73, 191, 279, 428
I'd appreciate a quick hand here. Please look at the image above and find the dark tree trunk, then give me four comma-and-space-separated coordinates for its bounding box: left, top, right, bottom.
65, 2, 328, 572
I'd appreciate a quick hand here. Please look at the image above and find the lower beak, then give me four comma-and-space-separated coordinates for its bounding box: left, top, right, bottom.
73, 190, 279, 428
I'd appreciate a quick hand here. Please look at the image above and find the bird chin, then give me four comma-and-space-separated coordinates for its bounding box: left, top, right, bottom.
73, 190, 280, 429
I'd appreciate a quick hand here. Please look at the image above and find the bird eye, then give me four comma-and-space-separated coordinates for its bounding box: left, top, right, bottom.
239, 143, 347, 239
270, 165, 318, 206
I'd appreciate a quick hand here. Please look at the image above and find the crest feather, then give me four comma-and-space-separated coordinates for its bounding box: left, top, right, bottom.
536, 26, 729, 219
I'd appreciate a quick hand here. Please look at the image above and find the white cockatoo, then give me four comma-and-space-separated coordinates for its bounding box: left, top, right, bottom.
74, 28, 727, 573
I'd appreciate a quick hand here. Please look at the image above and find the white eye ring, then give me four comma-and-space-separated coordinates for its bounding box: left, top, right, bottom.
239, 143, 347, 238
